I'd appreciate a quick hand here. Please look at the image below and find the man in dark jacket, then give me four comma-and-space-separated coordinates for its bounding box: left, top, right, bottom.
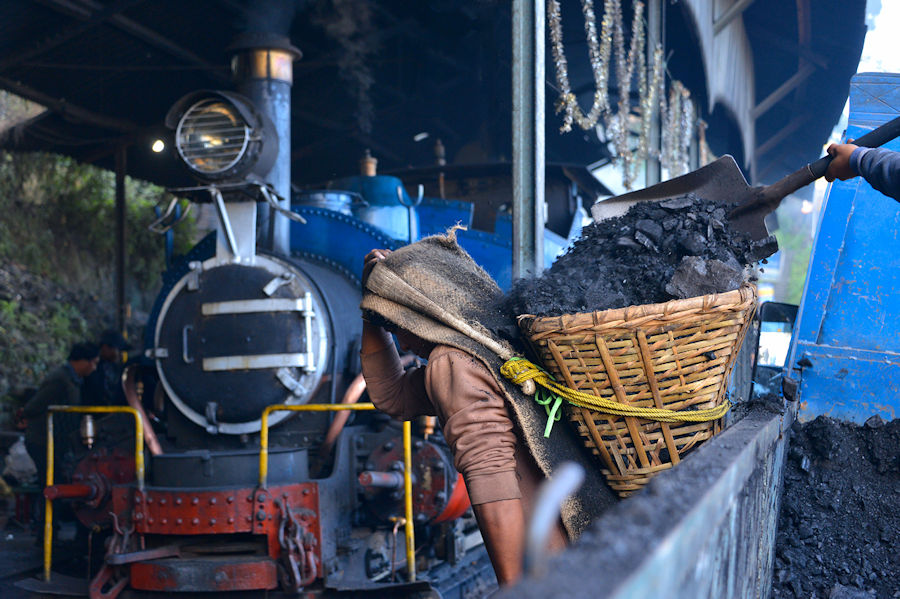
24, 342, 99, 485
825, 142, 900, 201
83, 329, 131, 406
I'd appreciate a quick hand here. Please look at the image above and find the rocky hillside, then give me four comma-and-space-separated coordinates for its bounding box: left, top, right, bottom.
0, 151, 196, 421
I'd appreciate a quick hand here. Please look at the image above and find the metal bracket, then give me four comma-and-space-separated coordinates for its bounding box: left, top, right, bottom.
263, 272, 295, 296
212, 187, 239, 257
202, 353, 311, 372
205, 402, 219, 435
301, 292, 315, 373
186, 261, 202, 291
146, 348, 169, 359
259, 184, 307, 224
276, 367, 307, 397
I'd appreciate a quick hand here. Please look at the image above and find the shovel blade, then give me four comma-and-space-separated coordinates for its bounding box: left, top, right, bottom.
590, 154, 779, 260
591, 155, 753, 221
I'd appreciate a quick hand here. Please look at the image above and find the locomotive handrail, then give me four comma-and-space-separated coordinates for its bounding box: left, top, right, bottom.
43, 405, 145, 582
259, 403, 416, 582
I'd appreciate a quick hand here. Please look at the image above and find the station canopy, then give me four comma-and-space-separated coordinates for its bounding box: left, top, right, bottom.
0, 0, 867, 190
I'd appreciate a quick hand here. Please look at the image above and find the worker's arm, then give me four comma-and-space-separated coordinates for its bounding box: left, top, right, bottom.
826, 143, 900, 202
425, 348, 525, 585
360, 327, 434, 420
23, 374, 62, 419
850, 147, 900, 202
473, 499, 526, 586
359, 248, 434, 420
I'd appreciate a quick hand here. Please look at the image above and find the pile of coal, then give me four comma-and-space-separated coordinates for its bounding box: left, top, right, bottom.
773, 415, 900, 599
504, 194, 764, 317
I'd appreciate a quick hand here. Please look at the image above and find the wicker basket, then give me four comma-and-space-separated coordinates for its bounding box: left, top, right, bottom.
518, 284, 757, 497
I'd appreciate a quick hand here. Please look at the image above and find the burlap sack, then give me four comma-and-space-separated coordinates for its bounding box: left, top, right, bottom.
360, 230, 616, 539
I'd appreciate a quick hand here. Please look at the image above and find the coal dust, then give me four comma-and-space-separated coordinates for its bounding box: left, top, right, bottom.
773, 416, 900, 599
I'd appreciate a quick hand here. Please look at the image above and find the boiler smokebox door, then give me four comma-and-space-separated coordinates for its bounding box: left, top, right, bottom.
153, 255, 329, 434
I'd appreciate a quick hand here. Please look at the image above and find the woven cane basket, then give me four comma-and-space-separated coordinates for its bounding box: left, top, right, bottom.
518, 283, 758, 497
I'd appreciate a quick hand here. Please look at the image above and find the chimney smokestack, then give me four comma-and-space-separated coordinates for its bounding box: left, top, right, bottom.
228, 32, 301, 255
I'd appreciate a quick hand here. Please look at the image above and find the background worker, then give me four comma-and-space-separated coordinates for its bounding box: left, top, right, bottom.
825, 142, 900, 201
23, 342, 99, 537
24, 342, 99, 484
83, 329, 131, 406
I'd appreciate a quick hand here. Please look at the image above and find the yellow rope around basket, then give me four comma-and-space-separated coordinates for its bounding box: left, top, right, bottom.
500, 357, 730, 437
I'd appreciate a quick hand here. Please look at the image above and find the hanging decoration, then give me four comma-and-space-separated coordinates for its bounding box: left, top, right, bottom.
547, 0, 698, 188
659, 81, 697, 178
547, 0, 611, 133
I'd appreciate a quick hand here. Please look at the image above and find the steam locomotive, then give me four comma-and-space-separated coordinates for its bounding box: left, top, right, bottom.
25, 26, 602, 594
36, 65, 595, 596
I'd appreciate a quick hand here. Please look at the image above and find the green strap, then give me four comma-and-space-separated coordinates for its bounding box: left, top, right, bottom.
533, 382, 564, 438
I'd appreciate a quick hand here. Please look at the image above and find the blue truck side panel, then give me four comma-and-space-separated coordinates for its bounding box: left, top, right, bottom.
787, 72, 900, 422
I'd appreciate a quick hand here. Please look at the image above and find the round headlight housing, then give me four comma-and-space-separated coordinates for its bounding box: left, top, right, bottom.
176, 99, 250, 175
166, 90, 277, 182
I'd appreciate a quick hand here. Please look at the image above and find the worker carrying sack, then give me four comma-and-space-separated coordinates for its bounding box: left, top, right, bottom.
360, 228, 617, 539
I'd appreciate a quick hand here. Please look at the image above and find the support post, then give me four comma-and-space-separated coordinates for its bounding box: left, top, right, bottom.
646, 0, 662, 186
512, 0, 545, 279
115, 146, 126, 333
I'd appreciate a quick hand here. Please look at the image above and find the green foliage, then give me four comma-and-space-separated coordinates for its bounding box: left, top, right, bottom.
774, 215, 813, 306
0, 150, 196, 298
0, 299, 88, 384
0, 150, 197, 390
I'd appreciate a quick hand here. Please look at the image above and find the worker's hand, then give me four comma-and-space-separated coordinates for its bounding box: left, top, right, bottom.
825, 143, 859, 182
362, 249, 391, 287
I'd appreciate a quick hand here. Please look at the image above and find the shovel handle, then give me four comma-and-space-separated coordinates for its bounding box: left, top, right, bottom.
807, 114, 900, 179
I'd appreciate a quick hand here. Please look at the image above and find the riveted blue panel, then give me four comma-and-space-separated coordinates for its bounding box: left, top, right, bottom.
787, 72, 900, 422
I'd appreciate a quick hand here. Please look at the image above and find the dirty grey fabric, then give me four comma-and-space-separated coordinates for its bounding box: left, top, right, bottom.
360, 230, 617, 539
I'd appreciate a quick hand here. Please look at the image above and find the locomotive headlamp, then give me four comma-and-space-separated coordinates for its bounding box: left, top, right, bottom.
165, 90, 278, 182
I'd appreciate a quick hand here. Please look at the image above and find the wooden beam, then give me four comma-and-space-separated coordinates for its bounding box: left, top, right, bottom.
37, 0, 229, 83
751, 62, 817, 121
755, 146, 795, 183
748, 27, 829, 70
754, 113, 813, 159
0, 75, 137, 133
0, 0, 145, 73
115, 146, 127, 332
713, 0, 756, 35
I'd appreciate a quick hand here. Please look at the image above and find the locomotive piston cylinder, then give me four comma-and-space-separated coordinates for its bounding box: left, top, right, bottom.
359, 471, 408, 490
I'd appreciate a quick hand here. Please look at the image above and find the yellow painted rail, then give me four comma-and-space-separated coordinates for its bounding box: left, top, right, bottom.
259, 403, 416, 582
44, 405, 144, 581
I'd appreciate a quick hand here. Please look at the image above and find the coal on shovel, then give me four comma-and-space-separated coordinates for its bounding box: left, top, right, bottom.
591, 115, 900, 260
